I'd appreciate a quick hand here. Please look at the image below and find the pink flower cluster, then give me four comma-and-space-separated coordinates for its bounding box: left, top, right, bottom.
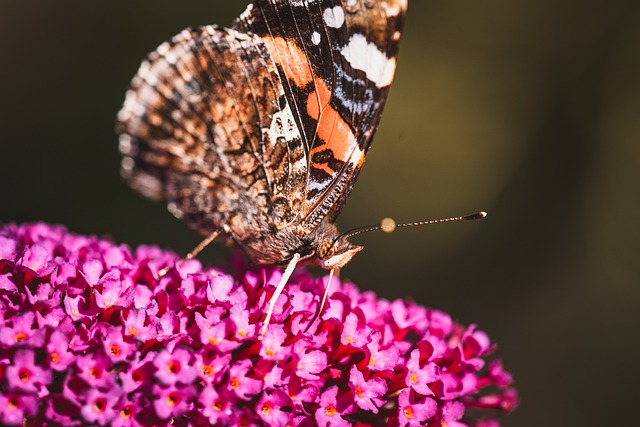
0, 222, 517, 426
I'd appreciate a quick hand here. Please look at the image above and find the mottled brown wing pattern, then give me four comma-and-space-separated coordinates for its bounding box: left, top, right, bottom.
117, 26, 308, 244
233, 0, 407, 228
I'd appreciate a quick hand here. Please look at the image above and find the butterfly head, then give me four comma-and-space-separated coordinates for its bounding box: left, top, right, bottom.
309, 221, 363, 270
317, 237, 363, 270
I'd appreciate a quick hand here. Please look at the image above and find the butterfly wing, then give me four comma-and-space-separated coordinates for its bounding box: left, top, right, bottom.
117, 26, 309, 244
232, 0, 407, 229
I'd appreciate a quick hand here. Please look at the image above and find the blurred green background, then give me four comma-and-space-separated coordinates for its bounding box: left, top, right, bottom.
1, 1, 639, 425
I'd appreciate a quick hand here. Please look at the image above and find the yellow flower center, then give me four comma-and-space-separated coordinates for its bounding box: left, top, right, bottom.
8, 397, 19, 410
109, 345, 121, 357
201, 365, 213, 377
325, 405, 337, 417
19, 369, 31, 382
167, 360, 180, 374
120, 406, 133, 419
93, 398, 107, 413
166, 393, 179, 407
404, 407, 414, 419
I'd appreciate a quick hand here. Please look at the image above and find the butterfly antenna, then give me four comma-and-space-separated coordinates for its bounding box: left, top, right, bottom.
339, 211, 488, 241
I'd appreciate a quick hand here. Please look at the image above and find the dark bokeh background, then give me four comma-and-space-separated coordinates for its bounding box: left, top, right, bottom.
1, 1, 639, 425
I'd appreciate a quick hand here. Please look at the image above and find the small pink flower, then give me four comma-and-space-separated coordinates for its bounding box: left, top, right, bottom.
123, 309, 158, 342
118, 354, 155, 393
0, 312, 45, 348
259, 324, 287, 360
194, 309, 240, 352
367, 331, 400, 371
75, 352, 115, 390
152, 383, 195, 419
341, 311, 372, 348
195, 351, 231, 384
405, 349, 440, 396
295, 349, 328, 380
16, 243, 49, 273
315, 386, 352, 427
80, 388, 121, 425
398, 388, 437, 426
349, 365, 387, 413
0, 392, 38, 425
101, 325, 135, 362
6, 348, 52, 392
94, 271, 134, 308
229, 306, 257, 339
81, 258, 104, 286
153, 348, 198, 385
46, 330, 75, 371
441, 400, 467, 427
199, 385, 234, 425
228, 359, 263, 399
111, 397, 142, 427
256, 390, 293, 426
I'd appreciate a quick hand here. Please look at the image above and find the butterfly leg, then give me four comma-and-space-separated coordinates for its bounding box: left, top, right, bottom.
157, 229, 222, 278
259, 253, 301, 340
303, 268, 335, 334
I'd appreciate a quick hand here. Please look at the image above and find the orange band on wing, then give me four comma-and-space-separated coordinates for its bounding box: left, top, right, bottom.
261, 36, 313, 88
308, 78, 354, 167
259, 36, 358, 175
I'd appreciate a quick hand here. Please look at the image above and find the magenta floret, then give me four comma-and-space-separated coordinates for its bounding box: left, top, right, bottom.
0, 222, 518, 426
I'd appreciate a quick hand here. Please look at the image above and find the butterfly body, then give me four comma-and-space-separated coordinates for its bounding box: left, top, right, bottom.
117, 0, 407, 270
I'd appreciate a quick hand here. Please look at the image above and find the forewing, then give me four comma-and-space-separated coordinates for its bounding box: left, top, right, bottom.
233, 0, 407, 229
117, 26, 307, 240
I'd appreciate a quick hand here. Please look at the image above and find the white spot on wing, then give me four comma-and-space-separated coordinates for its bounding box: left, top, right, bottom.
340, 34, 397, 87
291, 0, 320, 5
323, 6, 345, 28
311, 31, 321, 45
381, 1, 406, 17
266, 100, 300, 148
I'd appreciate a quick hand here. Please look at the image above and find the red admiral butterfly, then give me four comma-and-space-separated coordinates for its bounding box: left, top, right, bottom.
117, 0, 408, 336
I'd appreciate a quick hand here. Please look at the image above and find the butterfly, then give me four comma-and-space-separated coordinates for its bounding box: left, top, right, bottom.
117, 0, 408, 336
